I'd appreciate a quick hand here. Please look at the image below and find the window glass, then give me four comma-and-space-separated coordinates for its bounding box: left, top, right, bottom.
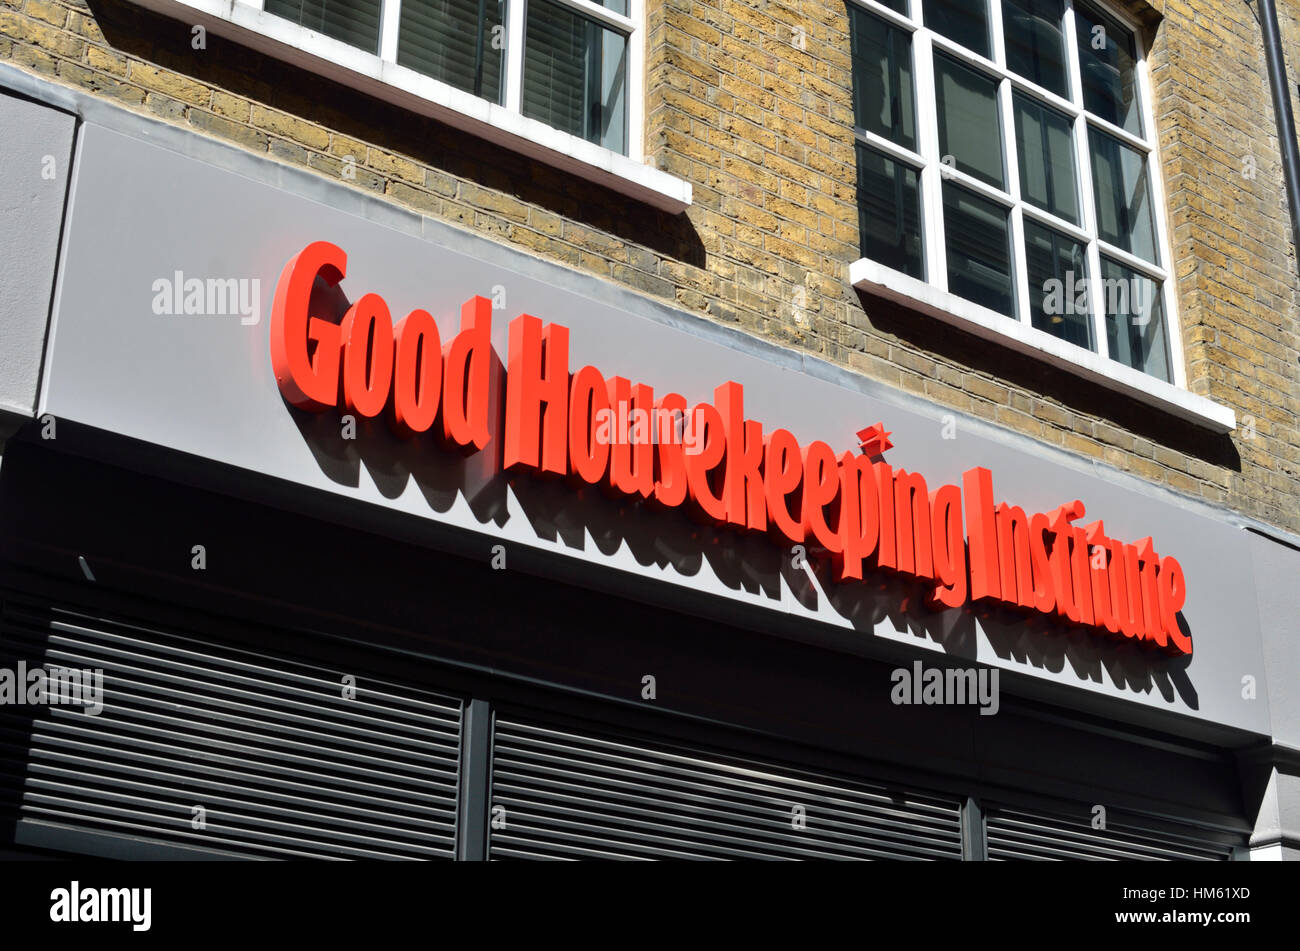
265, 0, 382, 54
857, 143, 924, 278
1002, 0, 1068, 97
1102, 257, 1170, 381
944, 183, 1015, 316
846, 0, 1175, 383
925, 0, 991, 59
398, 0, 506, 103
523, 0, 629, 154
1014, 92, 1079, 223
1025, 220, 1091, 348
1089, 127, 1157, 262
1075, 0, 1142, 135
935, 54, 1005, 188
850, 6, 916, 150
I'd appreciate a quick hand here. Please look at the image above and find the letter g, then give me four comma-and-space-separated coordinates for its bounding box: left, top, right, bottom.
270, 241, 347, 411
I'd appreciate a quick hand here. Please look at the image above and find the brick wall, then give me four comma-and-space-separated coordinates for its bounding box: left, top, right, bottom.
2, 0, 1298, 532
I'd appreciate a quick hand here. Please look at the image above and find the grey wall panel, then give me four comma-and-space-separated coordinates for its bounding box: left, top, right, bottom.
36, 117, 1271, 738
1249, 767, 1300, 853
1248, 531, 1300, 751
0, 89, 74, 420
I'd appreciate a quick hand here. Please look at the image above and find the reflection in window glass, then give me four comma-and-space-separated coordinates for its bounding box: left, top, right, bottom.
925, 0, 991, 59
849, 6, 916, 150
1075, 0, 1143, 135
944, 183, 1014, 316
265, 0, 382, 53
523, 0, 628, 154
1102, 257, 1170, 381
935, 54, 1004, 189
1014, 93, 1079, 223
1025, 220, 1091, 348
1089, 128, 1157, 263
398, 0, 505, 103
1002, 0, 1068, 97
856, 143, 924, 278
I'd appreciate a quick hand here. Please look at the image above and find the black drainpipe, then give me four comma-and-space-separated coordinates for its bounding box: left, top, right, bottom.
1253, 0, 1300, 281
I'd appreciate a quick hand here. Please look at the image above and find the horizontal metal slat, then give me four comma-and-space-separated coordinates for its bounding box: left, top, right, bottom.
1, 598, 464, 860
494, 723, 959, 825
490, 714, 962, 861
496, 719, 959, 818
27, 711, 461, 792
23, 762, 457, 837
491, 770, 962, 855
20, 780, 456, 853
492, 795, 958, 860
986, 809, 1230, 861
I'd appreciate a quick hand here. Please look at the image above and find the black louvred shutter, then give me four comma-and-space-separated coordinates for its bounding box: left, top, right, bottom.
489, 712, 964, 860
985, 805, 1238, 860
0, 598, 462, 859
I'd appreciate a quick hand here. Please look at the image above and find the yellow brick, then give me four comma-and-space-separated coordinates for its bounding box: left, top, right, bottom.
250, 104, 330, 151
23, 0, 65, 28
210, 89, 248, 121
128, 62, 209, 106
366, 146, 423, 186
1, 9, 83, 57
85, 44, 127, 77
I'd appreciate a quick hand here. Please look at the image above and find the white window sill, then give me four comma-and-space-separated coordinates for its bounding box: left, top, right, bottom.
127, 0, 692, 213
849, 258, 1237, 434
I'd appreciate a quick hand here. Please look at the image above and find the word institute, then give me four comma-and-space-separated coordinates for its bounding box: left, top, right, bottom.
270, 241, 1191, 655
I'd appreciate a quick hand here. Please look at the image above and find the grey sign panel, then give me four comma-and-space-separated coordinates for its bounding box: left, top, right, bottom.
1249, 530, 1300, 749
40, 120, 1271, 736
0, 89, 75, 420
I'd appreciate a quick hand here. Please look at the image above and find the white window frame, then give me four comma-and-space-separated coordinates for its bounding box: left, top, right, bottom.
128, 0, 689, 211
846, 0, 1235, 432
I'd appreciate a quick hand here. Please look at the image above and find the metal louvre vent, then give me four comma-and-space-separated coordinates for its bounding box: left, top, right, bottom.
986, 806, 1235, 861
0, 601, 462, 859
489, 714, 964, 860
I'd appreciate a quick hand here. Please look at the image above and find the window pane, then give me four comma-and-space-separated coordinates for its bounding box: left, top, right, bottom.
943, 183, 1014, 316
1089, 127, 1157, 262
1025, 220, 1091, 349
399, 0, 505, 103
856, 143, 924, 278
1101, 257, 1170, 381
594, 0, 628, 15
265, 0, 381, 53
1075, 0, 1142, 135
1014, 93, 1079, 223
935, 55, 1005, 189
925, 0, 991, 59
523, 0, 628, 154
1002, 0, 1067, 97
849, 6, 916, 150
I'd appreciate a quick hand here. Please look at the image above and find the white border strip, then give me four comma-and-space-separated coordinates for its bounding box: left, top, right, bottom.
128, 0, 690, 212
850, 256, 1237, 432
